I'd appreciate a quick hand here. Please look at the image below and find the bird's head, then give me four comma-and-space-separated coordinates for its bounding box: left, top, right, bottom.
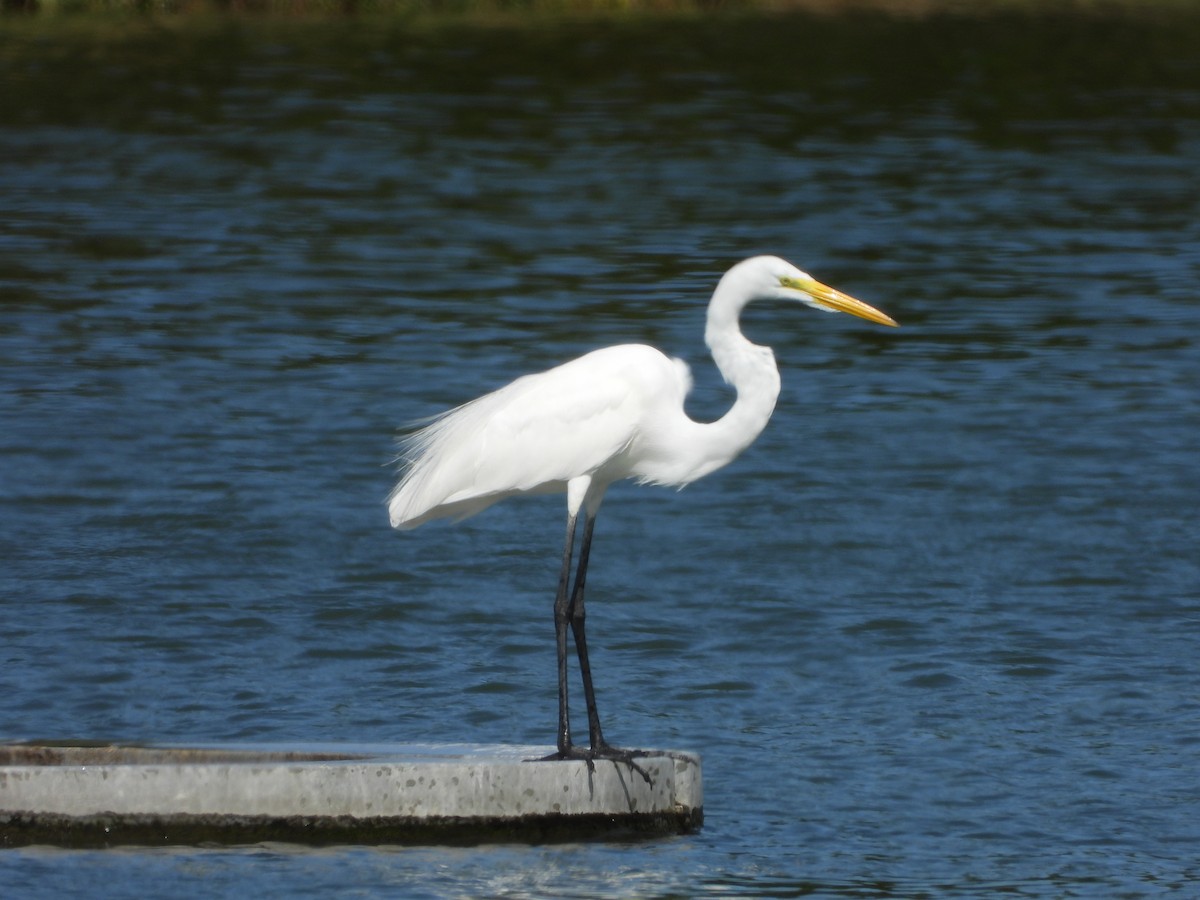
731, 255, 899, 328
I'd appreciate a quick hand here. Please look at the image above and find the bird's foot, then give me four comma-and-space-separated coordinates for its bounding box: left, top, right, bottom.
540, 742, 653, 785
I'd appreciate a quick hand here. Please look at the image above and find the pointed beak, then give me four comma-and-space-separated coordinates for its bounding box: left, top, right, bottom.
784, 276, 899, 327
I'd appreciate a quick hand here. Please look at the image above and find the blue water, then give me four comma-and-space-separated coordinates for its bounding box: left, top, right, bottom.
2, 12, 1199, 897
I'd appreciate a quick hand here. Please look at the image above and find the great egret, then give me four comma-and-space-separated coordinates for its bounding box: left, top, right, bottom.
388, 255, 897, 765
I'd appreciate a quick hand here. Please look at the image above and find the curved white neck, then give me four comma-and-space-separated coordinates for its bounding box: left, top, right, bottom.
705, 279, 782, 452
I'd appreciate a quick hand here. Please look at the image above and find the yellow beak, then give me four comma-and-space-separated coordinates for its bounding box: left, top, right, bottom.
783, 276, 899, 327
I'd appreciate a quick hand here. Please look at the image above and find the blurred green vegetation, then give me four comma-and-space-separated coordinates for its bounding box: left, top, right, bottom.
2, 0, 1200, 19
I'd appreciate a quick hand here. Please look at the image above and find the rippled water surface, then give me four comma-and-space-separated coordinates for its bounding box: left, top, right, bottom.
2, 9, 1199, 896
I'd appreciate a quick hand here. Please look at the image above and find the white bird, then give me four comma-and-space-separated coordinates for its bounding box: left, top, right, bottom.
388, 256, 898, 765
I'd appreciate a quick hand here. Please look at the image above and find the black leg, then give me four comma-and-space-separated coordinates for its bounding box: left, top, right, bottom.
544, 508, 651, 784
553, 513, 578, 756
566, 513, 608, 752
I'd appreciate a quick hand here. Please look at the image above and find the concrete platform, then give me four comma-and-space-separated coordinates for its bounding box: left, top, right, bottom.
0, 742, 702, 847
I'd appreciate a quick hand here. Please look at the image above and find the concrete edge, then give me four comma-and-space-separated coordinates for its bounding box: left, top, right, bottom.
0, 742, 703, 847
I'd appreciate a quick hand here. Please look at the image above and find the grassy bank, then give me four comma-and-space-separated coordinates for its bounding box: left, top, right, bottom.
5, 0, 1200, 20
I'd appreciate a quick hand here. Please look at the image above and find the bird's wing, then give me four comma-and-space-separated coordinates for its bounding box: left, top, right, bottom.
388, 345, 689, 528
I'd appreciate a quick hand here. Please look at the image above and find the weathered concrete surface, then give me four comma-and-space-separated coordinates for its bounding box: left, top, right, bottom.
0, 742, 702, 847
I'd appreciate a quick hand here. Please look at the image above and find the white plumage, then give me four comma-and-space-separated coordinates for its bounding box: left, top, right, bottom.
388, 344, 693, 530
387, 255, 897, 763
